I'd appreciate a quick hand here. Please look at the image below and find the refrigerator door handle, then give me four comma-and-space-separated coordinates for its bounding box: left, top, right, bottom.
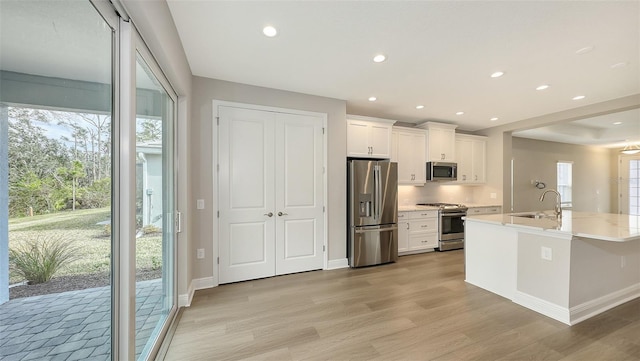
354, 225, 398, 234
374, 164, 381, 220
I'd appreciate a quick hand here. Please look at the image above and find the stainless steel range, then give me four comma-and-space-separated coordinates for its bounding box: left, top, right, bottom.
416, 203, 467, 251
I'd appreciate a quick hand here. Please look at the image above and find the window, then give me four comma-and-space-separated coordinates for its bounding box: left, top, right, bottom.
557, 161, 573, 208
630, 159, 639, 215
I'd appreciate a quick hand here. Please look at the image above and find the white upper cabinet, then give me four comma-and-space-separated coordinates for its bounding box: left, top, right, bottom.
417, 121, 457, 162
391, 127, 426, 184
455, 134, 487, 184
347, 115, 394, 158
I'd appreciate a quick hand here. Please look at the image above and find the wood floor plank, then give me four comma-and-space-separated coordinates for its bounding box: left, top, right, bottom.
164, 250, 640, 361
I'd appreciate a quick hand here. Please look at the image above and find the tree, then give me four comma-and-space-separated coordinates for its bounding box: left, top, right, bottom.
137, 118, 162, 143
8, 110, 70, 216
55, 111, 111, 182
58, 160, 86, 211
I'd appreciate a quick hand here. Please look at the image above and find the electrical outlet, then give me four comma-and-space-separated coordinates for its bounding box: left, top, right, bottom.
196, 248, 205, 259
541, 246, 552, 261
490, 193, 497, 199
196, 199, 205, 210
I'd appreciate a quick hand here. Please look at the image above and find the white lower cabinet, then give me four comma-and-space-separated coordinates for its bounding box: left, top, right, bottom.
466, 206, 502, 216
398, 212, 410, 253
398, 210, 439, 255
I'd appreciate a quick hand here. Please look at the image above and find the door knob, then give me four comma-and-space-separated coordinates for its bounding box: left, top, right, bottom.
278, 211, 288, 216
264, 212, 273, 217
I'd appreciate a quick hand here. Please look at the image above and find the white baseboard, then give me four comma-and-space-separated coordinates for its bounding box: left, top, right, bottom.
178, 277, 216, 308
570, 283, 640, 325
326, 258, 349, 270
513, 291, 571, 325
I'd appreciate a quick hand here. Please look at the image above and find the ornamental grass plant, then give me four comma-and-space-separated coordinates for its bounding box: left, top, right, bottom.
9, 235, 80, 284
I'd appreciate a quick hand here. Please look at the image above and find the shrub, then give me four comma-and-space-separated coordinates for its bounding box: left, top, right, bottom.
9, 235, 80, 284
142, 225, 162, 235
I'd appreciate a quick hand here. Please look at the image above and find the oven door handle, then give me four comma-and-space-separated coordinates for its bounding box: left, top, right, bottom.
441, 212, 467, 217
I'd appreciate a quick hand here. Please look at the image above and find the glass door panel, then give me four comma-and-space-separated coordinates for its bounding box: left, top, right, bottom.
0, 1, 113, 360
134, 53, 176, 360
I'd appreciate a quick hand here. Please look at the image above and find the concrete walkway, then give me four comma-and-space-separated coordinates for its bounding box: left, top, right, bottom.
0, 279, 164, 361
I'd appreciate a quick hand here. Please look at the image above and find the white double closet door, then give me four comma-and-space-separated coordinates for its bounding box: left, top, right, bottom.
218, 105, 325, 284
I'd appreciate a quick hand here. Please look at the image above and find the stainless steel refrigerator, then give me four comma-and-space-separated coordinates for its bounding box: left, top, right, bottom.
348, 159, 398, 267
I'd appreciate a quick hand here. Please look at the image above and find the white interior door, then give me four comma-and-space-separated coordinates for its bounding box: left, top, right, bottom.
275, 113, 324, 275
219, 106, 276, 283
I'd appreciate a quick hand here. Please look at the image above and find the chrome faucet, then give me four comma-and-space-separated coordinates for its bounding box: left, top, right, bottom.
539, 189, 562, 219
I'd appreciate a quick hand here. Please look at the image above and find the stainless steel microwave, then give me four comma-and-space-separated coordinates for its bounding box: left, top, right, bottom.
426, 162, 457, 181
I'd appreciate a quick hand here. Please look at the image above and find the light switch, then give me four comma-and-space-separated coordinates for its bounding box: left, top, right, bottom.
541, 246, 552, 261
197, 199, 205, 210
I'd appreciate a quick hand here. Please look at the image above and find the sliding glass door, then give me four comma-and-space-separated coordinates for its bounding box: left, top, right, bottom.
134, 51, 177, 359
0, 1, 114, 359
0, 1, 178, 360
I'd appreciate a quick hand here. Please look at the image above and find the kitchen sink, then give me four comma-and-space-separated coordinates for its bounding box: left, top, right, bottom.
510, 212, 557, 220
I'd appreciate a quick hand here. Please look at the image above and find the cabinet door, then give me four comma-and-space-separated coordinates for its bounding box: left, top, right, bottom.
472, 139, 486, 183
411, 218, 438, 233
409, 232, 438, 250
398, 219, 410, 253
440, 128, 456, 162
347, 120, 371, 157
397, 132, 415, 183
455, 138, 473, 183
394, 130, 426, 184
428, 127, 456, 162
369, 123, 392, 158
411, 133, 426, 183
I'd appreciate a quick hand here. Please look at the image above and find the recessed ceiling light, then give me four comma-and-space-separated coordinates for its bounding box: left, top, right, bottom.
262, 26, 277, 37
490, 71, 505, 78
572, 95, 586, 100
456, 111, 464, 115
368, 96, 377, 102
490, 117, 499, 121
536, 84, 550, 91
373, 54, 386, 63
575, 46, 594, 55
416, 105, 424, 109
613, 121, 623, 125
611, 62, 628, 69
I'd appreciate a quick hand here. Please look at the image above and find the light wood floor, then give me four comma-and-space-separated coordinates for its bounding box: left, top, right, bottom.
164, 250, 640, 360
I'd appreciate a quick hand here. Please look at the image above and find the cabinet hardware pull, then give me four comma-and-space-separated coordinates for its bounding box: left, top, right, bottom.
264, 212, 273, 217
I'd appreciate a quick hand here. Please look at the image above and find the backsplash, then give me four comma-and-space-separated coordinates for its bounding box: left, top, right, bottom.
398, 184, 475, 205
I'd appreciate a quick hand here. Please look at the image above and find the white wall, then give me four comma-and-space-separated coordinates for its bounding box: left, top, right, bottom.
512, 137, 615, 213
398, 184, 476, 205
569, 237, 640, 307
476, 95, 640, 214
191, 76, 347, 280
517, 232, 572, 308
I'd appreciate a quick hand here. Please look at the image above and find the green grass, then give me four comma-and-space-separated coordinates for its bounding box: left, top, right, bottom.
8, 207, 163, 284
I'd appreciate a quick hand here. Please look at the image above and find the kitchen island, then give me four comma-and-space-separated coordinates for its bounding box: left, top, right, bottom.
464, 210, 640, 325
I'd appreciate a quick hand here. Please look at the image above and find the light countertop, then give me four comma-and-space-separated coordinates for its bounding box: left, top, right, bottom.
398, 205, 440, 212
465, 210, 640, 242
398, 203, 501, 212
463, 203, 502, 208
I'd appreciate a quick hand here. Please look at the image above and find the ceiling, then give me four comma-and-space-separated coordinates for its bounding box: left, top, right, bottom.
167, 0, 640, 134
513, 108, 640, 148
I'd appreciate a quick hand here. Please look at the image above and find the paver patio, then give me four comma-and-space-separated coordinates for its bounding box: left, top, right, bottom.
0, 279, 164, 361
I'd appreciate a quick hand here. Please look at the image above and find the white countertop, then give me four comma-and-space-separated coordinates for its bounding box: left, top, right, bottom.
398, 203, 501, 212
465, 210, 640, 242
398, 205, 440, 212
463, 203, 502, 208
